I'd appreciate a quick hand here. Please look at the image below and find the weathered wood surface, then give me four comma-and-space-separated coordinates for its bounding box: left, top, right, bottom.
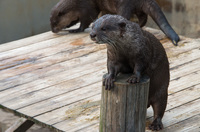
0, 25, 200, 132
100, 74, 149, 132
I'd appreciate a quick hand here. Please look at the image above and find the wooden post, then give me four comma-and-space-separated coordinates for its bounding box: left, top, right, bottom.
100, 74, 150, 132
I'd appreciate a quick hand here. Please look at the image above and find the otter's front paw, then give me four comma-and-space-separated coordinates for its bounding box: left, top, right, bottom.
127, 74, 140, 83
103, 75, 115, 90
68, 28, 83, 33
149, 119, 163, 131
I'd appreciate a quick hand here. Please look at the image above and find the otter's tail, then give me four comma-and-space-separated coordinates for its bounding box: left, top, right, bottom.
142, 0, 180, 46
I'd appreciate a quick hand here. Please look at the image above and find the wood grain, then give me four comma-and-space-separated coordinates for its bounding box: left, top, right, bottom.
0, 27, 200, 132
100, 74, 149, 132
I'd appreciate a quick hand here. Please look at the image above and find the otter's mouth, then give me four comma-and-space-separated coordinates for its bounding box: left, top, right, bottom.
52, 27, 61, 33
92, 38, 105, 44
65, 18, 79, 28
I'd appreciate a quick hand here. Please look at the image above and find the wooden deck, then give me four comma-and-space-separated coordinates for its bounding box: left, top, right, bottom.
0, 26, 200, 132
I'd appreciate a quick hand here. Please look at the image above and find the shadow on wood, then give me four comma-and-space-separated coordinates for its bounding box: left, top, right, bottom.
100, 74, 150, 132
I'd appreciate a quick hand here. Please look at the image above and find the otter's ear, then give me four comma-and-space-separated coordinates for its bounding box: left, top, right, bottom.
118, 22, 126, 38
118, 22, 126, 29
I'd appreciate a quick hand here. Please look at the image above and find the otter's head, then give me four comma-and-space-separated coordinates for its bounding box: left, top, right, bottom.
90, 15, 129, 44
50, 1, 80, 33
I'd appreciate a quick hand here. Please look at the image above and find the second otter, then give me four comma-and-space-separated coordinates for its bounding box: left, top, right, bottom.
90, 15, 170, 131
50, 0, 179, 45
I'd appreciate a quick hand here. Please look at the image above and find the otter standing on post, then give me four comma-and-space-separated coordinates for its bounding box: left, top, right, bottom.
90, 15, 170, 131
50, 0, 179, 45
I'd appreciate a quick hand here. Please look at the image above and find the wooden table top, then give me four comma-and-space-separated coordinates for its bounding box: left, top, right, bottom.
0, 26, 200, 132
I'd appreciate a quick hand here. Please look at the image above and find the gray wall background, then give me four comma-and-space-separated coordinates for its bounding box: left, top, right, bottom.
0, 0, 58, 44
0, 0, 199, 44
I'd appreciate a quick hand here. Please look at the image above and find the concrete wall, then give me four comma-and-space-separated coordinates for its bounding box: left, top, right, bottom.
0, 0, 58, 44
1, 0, 199, 44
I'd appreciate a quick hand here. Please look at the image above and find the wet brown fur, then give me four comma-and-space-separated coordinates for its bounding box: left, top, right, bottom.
50, 0, 179, 45
90, 15, 170, 131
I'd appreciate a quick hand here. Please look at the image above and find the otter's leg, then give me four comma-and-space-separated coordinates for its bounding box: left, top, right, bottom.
142, 0, 180, 46
69, 15, 93, 33
136, 11, 148, 27
127, 63, 143, 83
127, 56, 148, 83
149, 92, 167, 131
68, 20, 91, 33
104, 60, 121, 90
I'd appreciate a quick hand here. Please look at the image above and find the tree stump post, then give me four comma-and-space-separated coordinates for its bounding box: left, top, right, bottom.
100, 74, 150, 132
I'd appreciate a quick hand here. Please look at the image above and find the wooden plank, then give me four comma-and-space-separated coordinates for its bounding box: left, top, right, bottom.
35, 73, 200, 130
51, 85, 200, 131
156, 98, 200, 128
35, 86, 200, 132
17, 81, 102, 117
0, 49, 106, 91
0, 36, 198, 92
0, 41, 106, 82
0, 59, 105, 104
3, 44, 198, 93
0, 32, 88, 61
170, 58, 200, 80
0, 61, 106, 106
7, 70, 103, 112
168, 70, 200, 93
0, 34, 90, 70
0, 32, 58, 53
0, 24, 80, 53
51, 94, 101, 132
165, 38, 200, 58
163, 114, 200, 132
169, 48, 200, 68
146, 99, 200, 131
1, 35, 198, 84
35, 94, 101, 126
167, 84, 200, 111
0, 34, 89, 72
147, 83, 200, 119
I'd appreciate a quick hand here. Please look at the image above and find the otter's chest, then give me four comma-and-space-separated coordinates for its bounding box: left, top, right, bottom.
116, 52, 136, 69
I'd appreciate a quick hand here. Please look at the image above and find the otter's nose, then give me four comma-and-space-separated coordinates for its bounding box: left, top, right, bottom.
90, 33, 96, 39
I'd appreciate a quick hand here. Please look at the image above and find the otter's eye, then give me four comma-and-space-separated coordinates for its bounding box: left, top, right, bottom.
101, 27, 106, 31
58, 12, 65, 17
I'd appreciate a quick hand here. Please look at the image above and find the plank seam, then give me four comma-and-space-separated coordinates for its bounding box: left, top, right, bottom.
165, 113, 200, 129
0, 49, 106, 91
15, 80, 102, 110
0, 34, 88, 61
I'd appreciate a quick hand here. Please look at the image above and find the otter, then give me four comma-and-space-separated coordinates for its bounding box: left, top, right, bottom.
50, 0, 179, 45
50, 0, 100, 33
90, 15, 169, 131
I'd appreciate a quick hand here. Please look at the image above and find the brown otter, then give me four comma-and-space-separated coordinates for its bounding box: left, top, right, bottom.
50, 0, 179, 45
50, 0, 100, 33
90, 14, 169, 131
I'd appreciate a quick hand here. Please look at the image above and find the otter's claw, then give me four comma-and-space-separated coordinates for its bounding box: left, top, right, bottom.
103, 75, 115, 90
149, 119, 163, 131
127, 74, 140, 84
172, 37, 180, 46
